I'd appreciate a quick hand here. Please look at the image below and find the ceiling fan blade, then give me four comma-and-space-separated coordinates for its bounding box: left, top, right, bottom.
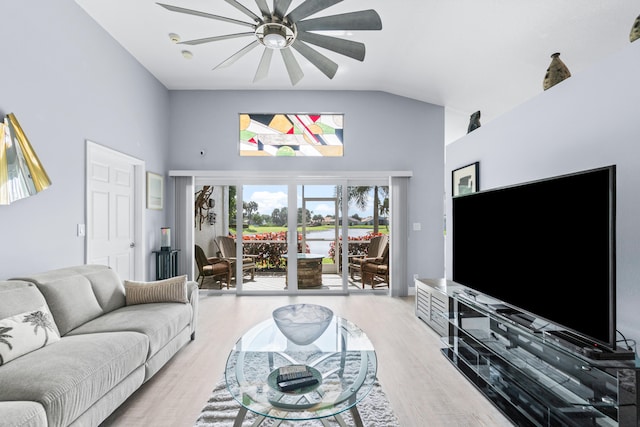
156, 3, 254, 28
273, 0, 293, 18
280, 48, 304, 86
223, 0, 262, 23
254, 48, 274, 82
286, 0, 342, 23
296, 10, 382, 31
213, 40, 260, 69
254, 0, 271, 18
297, 31, 365, 61
180, 32, 254, 46
291, 40, 338, 79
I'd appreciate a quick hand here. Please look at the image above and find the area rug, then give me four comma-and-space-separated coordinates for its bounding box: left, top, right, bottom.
194, 377, 400, 426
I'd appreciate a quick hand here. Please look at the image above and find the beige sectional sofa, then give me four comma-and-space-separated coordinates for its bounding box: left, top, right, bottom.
0, 265, 198, 427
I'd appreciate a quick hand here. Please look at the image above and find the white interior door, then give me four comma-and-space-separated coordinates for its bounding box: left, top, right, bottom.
86, 141, 144, 280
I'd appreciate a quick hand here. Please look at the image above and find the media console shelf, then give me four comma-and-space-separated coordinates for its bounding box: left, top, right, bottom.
415, 279, 640, 426
415, 278, 452, 337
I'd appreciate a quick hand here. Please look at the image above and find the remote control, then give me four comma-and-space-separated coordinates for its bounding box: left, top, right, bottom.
276, 365, 312, 383
277, 377, 319, 392
277, 370, 313, 383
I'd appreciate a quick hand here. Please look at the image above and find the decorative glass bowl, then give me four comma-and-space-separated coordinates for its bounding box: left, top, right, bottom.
272, 304, 334, 346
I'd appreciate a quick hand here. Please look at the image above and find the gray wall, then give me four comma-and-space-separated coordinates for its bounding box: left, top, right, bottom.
167, 90, 446, 286
0, 1, 170, 279
445, 41, 640, 348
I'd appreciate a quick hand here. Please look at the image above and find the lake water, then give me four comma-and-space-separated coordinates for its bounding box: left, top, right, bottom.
305, 229, 372, 257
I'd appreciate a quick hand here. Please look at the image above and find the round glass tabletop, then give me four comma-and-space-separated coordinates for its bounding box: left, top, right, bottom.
225, 313, 377, 423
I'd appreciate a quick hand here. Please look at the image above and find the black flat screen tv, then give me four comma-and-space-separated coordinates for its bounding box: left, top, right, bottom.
452, 165, 616, 351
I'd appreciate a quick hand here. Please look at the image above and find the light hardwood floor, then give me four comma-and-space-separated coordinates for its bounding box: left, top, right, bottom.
100, 292, 514, 427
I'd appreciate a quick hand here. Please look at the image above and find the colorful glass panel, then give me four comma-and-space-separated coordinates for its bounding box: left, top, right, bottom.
240, 114, 344, 157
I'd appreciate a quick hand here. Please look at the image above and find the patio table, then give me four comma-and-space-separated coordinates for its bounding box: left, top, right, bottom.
282, 253, 324, 288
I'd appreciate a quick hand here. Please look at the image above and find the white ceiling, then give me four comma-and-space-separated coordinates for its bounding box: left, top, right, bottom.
75, 0, 638, 140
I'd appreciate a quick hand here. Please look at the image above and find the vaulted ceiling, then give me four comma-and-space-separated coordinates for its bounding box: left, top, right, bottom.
75, 0, 639, 138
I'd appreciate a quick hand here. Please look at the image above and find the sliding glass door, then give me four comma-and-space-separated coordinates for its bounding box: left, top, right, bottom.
191, 176, 392, 295
343, 184, 390, 290
299, 185, 341, 288
239, 184, 289, 292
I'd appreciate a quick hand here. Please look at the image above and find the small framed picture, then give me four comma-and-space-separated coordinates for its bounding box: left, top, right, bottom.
146, 172, 163, 210
452, 162, 479, 197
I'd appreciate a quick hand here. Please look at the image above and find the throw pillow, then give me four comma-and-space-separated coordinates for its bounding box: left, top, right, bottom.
0, 305, 60, 366
124, 275, 188, 305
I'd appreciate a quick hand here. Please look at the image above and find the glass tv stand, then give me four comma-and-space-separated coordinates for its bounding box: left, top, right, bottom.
439, 285, 639, 426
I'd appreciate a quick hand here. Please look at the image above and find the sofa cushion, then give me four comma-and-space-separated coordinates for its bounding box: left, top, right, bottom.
0, 279, 61, 336
0, 305, 60, 366
11, 266, 126, 336
33, 274, 103, 336
0, 401, 47, 427
82, 267, 126, 314
124, 275, 188, 305
0, 280, 53, 317
66, 303, 192, 359
0, 332, 148, 427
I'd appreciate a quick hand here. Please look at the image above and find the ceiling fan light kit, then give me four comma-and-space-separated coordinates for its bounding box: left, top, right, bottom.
157, 0, 382, 85
263, 33, 286, 49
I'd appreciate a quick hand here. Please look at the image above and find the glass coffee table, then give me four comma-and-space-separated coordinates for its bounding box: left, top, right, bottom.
225, 313, 377, 426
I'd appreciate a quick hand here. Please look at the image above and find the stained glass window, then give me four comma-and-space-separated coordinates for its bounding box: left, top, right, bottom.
239, 113, 344, 157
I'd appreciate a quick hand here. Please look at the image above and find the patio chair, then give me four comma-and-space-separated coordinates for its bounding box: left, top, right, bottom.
216, 236, 256, 281
194, 245, 232, 289
361, 243, 390, 289
349, 234, 389, 280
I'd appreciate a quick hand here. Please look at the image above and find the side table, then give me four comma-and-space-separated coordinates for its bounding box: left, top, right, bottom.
152, 249, 180, 280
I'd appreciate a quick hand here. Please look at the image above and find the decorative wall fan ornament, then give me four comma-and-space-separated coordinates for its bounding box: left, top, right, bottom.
157, 0, 382, 85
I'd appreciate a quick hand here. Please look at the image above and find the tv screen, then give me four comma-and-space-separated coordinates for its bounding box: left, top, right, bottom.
452, 166, 616, 350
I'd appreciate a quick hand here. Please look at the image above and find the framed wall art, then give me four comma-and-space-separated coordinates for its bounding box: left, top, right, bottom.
146, 172, 163, 210
452, 162, 479, 197
239, 113, 344, 157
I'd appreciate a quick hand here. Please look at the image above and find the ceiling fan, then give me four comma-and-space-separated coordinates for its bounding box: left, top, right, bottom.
157, 0, 382, 85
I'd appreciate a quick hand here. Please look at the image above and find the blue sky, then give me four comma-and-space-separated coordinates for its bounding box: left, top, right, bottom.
243, 185, 374, 218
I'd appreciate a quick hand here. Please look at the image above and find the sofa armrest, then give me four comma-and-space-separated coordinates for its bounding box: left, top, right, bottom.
186, 281, 198, 340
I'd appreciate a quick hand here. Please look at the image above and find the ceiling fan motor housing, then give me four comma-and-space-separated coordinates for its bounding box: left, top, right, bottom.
256, 21, 296, 49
